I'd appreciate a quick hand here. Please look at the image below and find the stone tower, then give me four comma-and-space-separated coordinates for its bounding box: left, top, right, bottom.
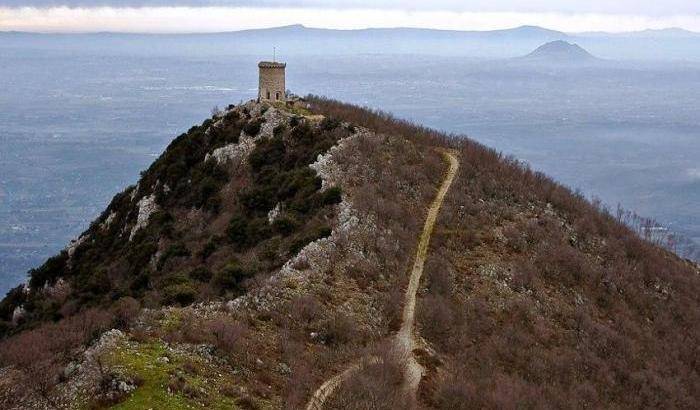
258, 61, 286, 103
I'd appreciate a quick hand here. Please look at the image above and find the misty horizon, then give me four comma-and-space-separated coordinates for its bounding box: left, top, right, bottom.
2, 3, 700, 33
3, 23, 700, 36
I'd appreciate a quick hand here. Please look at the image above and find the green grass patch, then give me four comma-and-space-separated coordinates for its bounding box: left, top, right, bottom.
106, 341, 240, 410
273, 101, 312, 117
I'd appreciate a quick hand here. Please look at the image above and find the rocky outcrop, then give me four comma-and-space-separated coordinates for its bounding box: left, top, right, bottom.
205, 103, 288, 167
66, 234, 88, 258
310, 127, 367, 190
10, 306, 24, 325
100, 211, 117, 231
267, 203, 282, 223
206, 132, 257, 166
225, 127, 380, 315
129, 194, 158, 241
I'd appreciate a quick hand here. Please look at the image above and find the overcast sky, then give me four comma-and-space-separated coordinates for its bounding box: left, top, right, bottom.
1, 1, 699, 33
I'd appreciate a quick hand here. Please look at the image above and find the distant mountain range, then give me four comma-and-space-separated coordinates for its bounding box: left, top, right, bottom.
578, 27, 700, 38
3, 24, 700, 61
4, 24, 699, 39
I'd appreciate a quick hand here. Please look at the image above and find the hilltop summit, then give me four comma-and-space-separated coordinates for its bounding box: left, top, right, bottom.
522, 40, 598, 63
0, 97, 699, 409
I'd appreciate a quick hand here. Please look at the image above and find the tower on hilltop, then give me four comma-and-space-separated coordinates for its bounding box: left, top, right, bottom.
258, 61, 286, 103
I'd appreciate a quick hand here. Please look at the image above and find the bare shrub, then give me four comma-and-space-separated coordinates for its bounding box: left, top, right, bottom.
320, 312, 356, 345
326, 343, 411, 410
534, 242, 594, 288
510, 258, 537, 292
289, 295, 321, 324
383, 284, 404, 332
418, 294, 454, 342
433, 375, 482, 410
282, 359, 314, 409
0, 308, 114, 408
206, 317, 248, 356
345, 261, 382, 290
426, 257, 453, 296
110, 296, 141, 329
1, 333, 62, 408
503, 225, 527, 252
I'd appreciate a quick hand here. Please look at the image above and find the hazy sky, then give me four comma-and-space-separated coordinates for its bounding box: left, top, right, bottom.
1, 1, 699, 33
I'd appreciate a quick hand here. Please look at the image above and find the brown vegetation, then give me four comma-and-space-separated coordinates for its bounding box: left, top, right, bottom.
2, 97, 699, 408
308, 95, 700, 408
0, 308, 117, 407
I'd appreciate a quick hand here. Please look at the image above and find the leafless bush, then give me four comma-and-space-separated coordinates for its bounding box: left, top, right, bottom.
206, 317, 248, 356
306, 95, 454, 149
383, 285, 404, 332
110, 296, 141, 329
418, 294, 454, 342
426, 257, 453, 296
432, 375, 482, 410
0, 308, 114, 408
1, 332, 62, 408
320, 312, 356, 345
289, 295, 321, 324
510, 258, 537, 292
326, 343, 412, 410
282, 358, 314, 409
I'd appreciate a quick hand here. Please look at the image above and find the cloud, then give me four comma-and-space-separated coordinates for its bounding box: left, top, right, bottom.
2, 1, 700, 16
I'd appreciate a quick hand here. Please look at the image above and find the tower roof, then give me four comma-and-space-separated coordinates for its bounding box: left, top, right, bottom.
258, 61, 286, 68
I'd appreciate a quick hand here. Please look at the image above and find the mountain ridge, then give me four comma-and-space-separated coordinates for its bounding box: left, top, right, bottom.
5, 25, 700, 60
3, 24, 699, 37
0, 97, 699, 409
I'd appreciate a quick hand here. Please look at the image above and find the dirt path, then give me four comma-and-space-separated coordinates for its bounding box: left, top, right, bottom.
397, 148, 459, 399
305, 149, 459, 410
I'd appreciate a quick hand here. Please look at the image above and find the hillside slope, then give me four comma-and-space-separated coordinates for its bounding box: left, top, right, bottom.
523, 40, 597, 62
0, 97, 699, 409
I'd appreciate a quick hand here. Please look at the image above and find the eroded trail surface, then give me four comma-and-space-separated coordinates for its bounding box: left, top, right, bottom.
306, 149, 459, 410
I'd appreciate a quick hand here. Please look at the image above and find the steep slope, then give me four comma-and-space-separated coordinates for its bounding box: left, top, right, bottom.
0, 97, 699, 409
0, 99, 447, 408
0, 102, 351, 331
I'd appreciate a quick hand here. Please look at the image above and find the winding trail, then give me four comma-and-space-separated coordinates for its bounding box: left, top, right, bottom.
306, 149, 459, 410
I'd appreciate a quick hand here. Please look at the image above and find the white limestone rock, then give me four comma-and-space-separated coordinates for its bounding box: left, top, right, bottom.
204, 133, 256, 166
66, 234, 89, 258
205, 105, 287, 166
268, 203, 282, 224
259, 107, 286, 138
129, 184, 139, 201
129, 194, 158, 241
11, 306, 25, 325
100, 211, 117, 231
309, 128, 363, 190
44, 278, 70, 298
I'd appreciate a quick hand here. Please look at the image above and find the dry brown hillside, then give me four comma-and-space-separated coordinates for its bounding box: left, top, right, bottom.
0, 97, 698, 409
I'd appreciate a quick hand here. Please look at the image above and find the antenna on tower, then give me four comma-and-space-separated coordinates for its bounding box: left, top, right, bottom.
273, 46, 276, 62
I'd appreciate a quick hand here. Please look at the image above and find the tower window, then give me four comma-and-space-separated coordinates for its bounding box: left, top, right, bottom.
266, 91, 270, 100
276, 92, 281, 100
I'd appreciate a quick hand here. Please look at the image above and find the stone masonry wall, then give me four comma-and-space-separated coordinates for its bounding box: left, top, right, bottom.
258, 63, 286, 102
